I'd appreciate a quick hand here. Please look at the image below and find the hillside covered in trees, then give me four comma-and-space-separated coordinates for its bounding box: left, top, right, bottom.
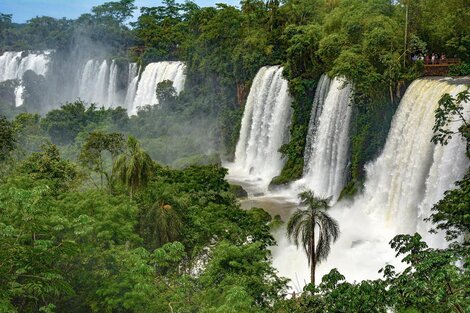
0, 0, 469, 312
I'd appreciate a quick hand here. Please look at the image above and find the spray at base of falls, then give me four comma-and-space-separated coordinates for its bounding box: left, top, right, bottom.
271, 78, 469, 289
225, 66, 292, 193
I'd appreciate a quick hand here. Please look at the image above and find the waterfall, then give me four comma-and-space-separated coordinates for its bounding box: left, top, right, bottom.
107, 60, 118, 107
272, 77, 469, 286
358, 79, 468, 235
301, 77, 353, 200
124, 63, 139, 112
130, 61, 186, 115
76, 59, 129, 108
14, 85, 24, 107
228, 66, 292, 190
303, 75, 332, 169
0, 51, 51, 82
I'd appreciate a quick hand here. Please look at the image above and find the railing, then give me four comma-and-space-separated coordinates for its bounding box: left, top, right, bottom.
423, 58, 460, 65
423, 58, 461, 76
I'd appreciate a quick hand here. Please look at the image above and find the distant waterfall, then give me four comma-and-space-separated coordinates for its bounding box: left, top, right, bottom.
230, 66, 292, 189
77, 59, 121, 108
130, 61, 186, 115
124, 63, 139, 112
0, 51, 51, 107
358, 79, 469, 236
302, 77, 353, 200
0, 51, 51, 82
14, 85, 24, 107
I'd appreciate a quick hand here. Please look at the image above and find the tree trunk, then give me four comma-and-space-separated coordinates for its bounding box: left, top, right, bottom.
310, 224, 316, 285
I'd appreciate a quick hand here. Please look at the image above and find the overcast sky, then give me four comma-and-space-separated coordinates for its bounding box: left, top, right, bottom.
0, 0, 240, 23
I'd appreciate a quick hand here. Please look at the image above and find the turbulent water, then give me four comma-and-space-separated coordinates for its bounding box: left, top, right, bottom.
226, 66, 292, 192
301, 76, 352, 201
130, 61, 186, 115
272, 77, 469, 288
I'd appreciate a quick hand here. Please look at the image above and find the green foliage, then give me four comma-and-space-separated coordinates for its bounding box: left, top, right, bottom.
17, 143, 78, 193
432, 88, 470, 155
113, 136, 154, 197
155, 79, 178, 110
0, 115, 16, 161
41, 101, 129, 146
448, 62, 470, 76
79, 131, 124, 188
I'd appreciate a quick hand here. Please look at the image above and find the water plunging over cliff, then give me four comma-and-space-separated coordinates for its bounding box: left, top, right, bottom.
301, 76, 352, 201
0, 51, 51, 107
272, 78, 469, 287
0, 51, 50, 82
226, 66, 292, 192
130, 61, 186, 115
77, 59, 121, 108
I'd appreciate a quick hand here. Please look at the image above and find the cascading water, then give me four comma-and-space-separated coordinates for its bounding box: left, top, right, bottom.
14, 85, 24, 107
272, 78, 469, 287
0, 51, 51, 107
130, 61, 186, 115
125, 63, 139, 112
226, 66, 292, 192
301, 76, 352, 201
303, 75, 331, 168
0, 51, 51, 82
77, 59, 117, 107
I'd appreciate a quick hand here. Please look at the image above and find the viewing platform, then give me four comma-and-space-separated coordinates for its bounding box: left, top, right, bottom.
423, 58, 460, 76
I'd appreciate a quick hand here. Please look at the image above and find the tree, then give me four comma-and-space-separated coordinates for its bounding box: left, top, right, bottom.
287, 191, 339, 285
18, 143, 78, 193
79, 131, 125, 189
113, 136, 154, 197
155, 79, 178, 111
432, 88, 469, 156
0, 116, 16, 161
429, 88, 470, 241
142, 202, 182, 250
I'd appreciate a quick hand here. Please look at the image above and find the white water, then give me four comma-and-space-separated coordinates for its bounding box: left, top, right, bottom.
0, 51, 51, 82
14, 84, 24, 107
271, 78, 469, 289
77, 59, 120, 108
0, 51, 51, 108
300, 76, 352, 201
125, 63, 139, 112
130, 61, 186, 115
226, 66, 292, 192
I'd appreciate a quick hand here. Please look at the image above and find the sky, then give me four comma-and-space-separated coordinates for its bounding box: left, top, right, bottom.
0, 0, 240, 23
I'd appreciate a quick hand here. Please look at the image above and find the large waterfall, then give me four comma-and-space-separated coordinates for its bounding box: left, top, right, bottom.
0, 51, 51, 82
76, 59, 133, 109
227, 66, 292, 192
130, 62, 186, 115
273, 77, 469, 286
301, 76, 352, 200
0, 51, 51, 107
0, 51, 186, 114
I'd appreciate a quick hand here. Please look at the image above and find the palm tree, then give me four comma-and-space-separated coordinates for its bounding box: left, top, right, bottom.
142, 202, 182, 250
113, 136, 154, 197
287, 191, 340, 285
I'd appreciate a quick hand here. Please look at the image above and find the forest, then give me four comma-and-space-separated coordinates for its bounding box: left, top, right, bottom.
0, 0, 469, 312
